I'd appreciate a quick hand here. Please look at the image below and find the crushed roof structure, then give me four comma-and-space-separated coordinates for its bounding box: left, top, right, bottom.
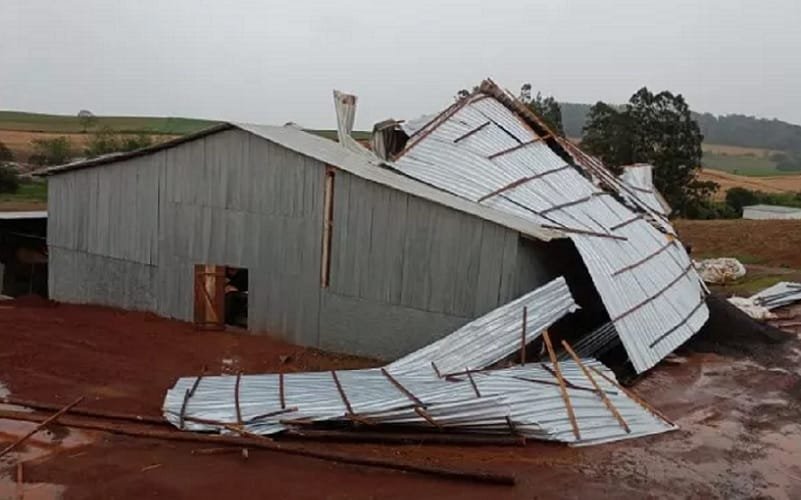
390, 80, 708, 374
164, 277, 676, 446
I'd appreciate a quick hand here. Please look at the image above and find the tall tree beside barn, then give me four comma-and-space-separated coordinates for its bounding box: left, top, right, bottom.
519, 83, 564, 136
581, 87, 716, 216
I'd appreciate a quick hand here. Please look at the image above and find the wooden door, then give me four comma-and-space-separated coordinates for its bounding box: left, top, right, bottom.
194, 264, 226, 330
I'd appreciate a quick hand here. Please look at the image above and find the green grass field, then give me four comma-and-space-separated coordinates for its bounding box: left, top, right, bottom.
700, 151, 789, 176
0, 111, 218, 135
0, 179, 48, 204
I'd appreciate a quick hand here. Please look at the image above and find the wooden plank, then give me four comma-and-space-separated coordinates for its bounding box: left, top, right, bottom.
454, 121, 491, 143
590, 367, 675, 427
612, 240, 675, 277
0, 397, 85, 458
380, 369, 424, 406
234, 371, 243, 425
320, 167, 335, 287
487, 136, 548, 160
519, 307, 527, 365
476, 165, 572, 203
541, 332, 581, 441
330, 371, 354, 415
561, 341, 630, 433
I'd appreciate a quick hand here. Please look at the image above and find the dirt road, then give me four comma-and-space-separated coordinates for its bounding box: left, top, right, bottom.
1, 299, 800, 499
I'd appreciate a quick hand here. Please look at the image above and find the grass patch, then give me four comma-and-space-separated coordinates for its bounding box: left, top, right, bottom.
718, 274, 789, 297
0, 179, 47, 203
701, 151, 785, 176
0, 111, 218, 135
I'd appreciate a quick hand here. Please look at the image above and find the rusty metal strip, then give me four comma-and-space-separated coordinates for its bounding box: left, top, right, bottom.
331, 370, 354, 415
609, 214, 643, 231
612, 240, 675, 276
179, 389, 191, 430
539, 195, 594, 216
188, 367, 207, 398
476, 165, 572, 203
245, 407, 298, 424
380, 368, 425, 407
279, 372, 286, 409
542, 331, 581, 441
234, 372, 243, 425
590, 366, 674, 427
431, 362, 442, 378
488, 136, 548, 160
611, 262, 695, 324
649, 295, 706, 348
466, 371, 481, 398
454, 121, 490, 143
413, 407, 442, 429
561, 340, 630, 433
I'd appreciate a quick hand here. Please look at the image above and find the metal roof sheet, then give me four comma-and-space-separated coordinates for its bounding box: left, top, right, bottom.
393, 91, 709, 374
0, 210, 48, 220
743, 204, 801, 214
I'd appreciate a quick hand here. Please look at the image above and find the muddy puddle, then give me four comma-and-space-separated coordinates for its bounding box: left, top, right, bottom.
0, 381, 97, 499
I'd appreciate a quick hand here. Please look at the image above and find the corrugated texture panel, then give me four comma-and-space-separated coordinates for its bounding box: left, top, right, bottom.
394, 95, 709, 373
49, 246, 157, 311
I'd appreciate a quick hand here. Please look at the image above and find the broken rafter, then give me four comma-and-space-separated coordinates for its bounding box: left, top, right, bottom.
380, 368, 425, 407
394, 95, 480, 160
561, 341, 630, 433
476, 165, 573, 203
590, 367, 674, 428
539, 195, 594, 216
539, 223, 628, 241
466, 370, 482, 398
454, 121, 491, 143
487, 135, 549, 160
648, 295, 707, 348
330, 370, 354, 415
541, 332, 581, 441
234, 372, 243, 425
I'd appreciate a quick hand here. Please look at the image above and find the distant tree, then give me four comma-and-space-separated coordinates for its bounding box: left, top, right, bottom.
519, 84, 564, 136
581, 87, 709, 216
0, 165, 20, 194
725, 187, 760, 215
0, 139, 13, 162
30, 137, 76, 166
78, 109, 97, 133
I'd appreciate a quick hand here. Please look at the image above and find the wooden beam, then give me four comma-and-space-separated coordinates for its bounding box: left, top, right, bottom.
320, 166, 335, 288
453, 121, 490, 143
488, 136, 549, 160
590, 367, 675, 427
0, 396, 84, 458
541, 332, 581, 441
609, 215, 643, 232
561, 341, 630, 433
381, 368, 425, 407
476, 165, 572, 204
612, 240, 675, 276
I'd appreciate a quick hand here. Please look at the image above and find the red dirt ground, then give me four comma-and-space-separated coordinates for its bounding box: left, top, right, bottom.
1, 299, 801, 499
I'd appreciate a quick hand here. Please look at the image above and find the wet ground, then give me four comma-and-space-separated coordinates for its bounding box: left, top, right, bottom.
1, 299, 800, 498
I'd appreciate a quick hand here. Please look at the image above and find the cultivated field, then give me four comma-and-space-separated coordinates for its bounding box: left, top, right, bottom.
697, 168, 801, 200
0, 111, 216, 135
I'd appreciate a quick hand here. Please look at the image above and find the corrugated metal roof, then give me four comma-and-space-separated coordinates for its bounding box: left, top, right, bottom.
619, 164, 671, 217
393, 89, 708, 374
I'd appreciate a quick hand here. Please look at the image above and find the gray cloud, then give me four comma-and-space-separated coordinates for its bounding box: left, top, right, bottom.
2, 0, 799, 128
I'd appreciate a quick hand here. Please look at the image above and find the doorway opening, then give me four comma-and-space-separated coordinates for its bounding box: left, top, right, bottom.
193, 264, 248, 330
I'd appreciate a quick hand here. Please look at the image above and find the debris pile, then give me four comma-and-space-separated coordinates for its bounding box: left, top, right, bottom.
696, 257, 747, 284
164, 278, 675, 446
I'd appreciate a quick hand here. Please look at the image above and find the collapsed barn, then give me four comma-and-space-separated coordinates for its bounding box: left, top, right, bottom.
41, 80, 708, 376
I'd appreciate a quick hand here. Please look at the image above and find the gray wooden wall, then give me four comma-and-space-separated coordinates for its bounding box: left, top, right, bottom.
47, 128, 556, 360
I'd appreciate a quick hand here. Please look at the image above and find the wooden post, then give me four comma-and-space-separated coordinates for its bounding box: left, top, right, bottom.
561, 341, 630, 433
519, 307, 528, 365
590, 367, 675, 427
541, 332, 581, 441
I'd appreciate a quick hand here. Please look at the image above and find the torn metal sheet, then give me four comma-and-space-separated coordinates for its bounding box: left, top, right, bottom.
391, 86, 708, 373
164, 277, 675, 446
750, 281, 801, 310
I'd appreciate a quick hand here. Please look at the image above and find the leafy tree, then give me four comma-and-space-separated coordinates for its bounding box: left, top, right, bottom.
725, 187, 760, 215
78, 109, 97, 133
0, 165, 20, 194
519, 84, 564, 136
581, 87, 709, 216
30, 137, 76, 166
0, 139, 13, 162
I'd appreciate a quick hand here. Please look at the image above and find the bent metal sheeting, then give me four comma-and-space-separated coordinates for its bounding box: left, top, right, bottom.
163, 277, 675, 445
392, 87, 708, 373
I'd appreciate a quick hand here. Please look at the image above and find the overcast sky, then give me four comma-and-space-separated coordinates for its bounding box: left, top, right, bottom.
2, 0, 800, 129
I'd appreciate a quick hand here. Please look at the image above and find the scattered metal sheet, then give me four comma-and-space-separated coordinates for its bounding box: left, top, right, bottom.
164, 277, 675, 446
750, 281, 801, 310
